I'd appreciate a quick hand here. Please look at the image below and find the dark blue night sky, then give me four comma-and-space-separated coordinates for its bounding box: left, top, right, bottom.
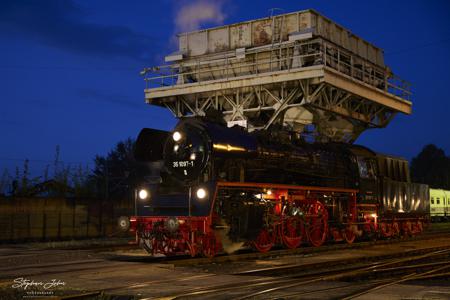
1, 0, 450, 175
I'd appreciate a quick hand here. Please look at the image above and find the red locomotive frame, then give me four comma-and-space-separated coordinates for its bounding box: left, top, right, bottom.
130, 181, 427, 257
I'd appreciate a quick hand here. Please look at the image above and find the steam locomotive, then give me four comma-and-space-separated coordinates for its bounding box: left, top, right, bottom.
130, 118, 429, 257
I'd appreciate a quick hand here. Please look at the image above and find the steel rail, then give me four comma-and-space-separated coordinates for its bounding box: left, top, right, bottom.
341, 264, 450, 300
158, 246, 450, 299
234, 248, 450, 299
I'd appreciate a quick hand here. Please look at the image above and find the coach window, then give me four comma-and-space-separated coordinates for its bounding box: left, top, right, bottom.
431, 197, 434, 204
437, 198, 440, 204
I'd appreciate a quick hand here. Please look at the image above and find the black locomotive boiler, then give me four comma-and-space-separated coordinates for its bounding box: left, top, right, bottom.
130, 118, 429, 257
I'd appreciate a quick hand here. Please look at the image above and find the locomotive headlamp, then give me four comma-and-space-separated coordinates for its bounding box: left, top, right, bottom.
266, 189, 272, 195
138, 189, 149, 200
190, 153, 196, 160
196, 188, 207, 199
173, 131, 182, 142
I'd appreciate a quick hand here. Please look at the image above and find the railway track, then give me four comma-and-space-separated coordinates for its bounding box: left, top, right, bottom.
0, 229, 447, 278
161, 246, 450, 299
1, 229, 449, 300
47, 243, 450, 300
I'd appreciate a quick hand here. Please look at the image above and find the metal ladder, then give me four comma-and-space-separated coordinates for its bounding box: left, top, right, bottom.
271, 14, 284, 44
270, 9, 284, 71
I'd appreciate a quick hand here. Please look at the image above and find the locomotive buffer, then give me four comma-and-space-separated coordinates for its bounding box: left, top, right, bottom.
142, 9, 411, 143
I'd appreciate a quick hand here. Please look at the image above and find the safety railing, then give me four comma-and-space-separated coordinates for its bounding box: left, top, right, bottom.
143, 38, 411, 101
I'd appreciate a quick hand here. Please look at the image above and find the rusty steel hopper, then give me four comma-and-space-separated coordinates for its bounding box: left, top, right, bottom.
142, 9, 411, 143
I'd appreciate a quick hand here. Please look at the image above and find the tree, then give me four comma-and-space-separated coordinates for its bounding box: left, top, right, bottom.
92, 138, 136, 200
410, 144, 450, 189
10, 159, 42, 196
0, 169, 11, 196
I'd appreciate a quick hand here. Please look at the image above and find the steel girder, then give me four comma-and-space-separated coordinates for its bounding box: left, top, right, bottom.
159, 78, 397, 142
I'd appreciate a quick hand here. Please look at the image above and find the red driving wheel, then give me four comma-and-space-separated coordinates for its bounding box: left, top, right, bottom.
253, 228, 275, 253
306, 201, 328, 247
280, 213, 304, 249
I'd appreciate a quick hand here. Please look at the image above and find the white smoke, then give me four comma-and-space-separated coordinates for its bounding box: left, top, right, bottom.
174, 0, 226, 33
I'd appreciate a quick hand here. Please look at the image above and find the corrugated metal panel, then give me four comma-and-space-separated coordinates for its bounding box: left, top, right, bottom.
208, 27, 229, 52
349, 35, 358, 56
381, 179, 429, 214
331, 24, 341, 45
283, 14, 298, 40
308, 10, 384, 66
341, 27, 350, 49
376, 50, 384, 67
252, 19, 272, 46
188, 31, 208, 56
179, 35, 188, 53
367, 46, 376, 66
357, 39, 367, 60
176, 9, 385, 67
299, 11, 312, 30
230, 23, 251, 49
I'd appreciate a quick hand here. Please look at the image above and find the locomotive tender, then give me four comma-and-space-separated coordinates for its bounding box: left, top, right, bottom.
130, 118, 429, 257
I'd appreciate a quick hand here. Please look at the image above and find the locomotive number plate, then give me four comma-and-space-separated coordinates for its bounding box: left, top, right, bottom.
173, 161, 194, 168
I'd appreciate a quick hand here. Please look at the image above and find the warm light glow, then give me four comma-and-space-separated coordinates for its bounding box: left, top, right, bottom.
190, 153, 196, 160
213, 143, 246, 152
173, 131, 182, 142
267, 189, 272, 195
138, 189, 149, 200
174, 145, 179, 152
196, 188, 207, 199
370, 213, 377, 218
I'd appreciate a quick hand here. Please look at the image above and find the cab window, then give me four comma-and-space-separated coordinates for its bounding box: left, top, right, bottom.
431, 197, 434, 204
437, 198, 440, 204
357, 157, 375, 179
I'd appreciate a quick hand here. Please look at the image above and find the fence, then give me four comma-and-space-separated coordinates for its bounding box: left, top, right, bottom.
0, 197, 133, 242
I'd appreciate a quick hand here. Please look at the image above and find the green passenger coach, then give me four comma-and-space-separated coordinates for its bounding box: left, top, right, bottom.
430, 189, 450, 221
